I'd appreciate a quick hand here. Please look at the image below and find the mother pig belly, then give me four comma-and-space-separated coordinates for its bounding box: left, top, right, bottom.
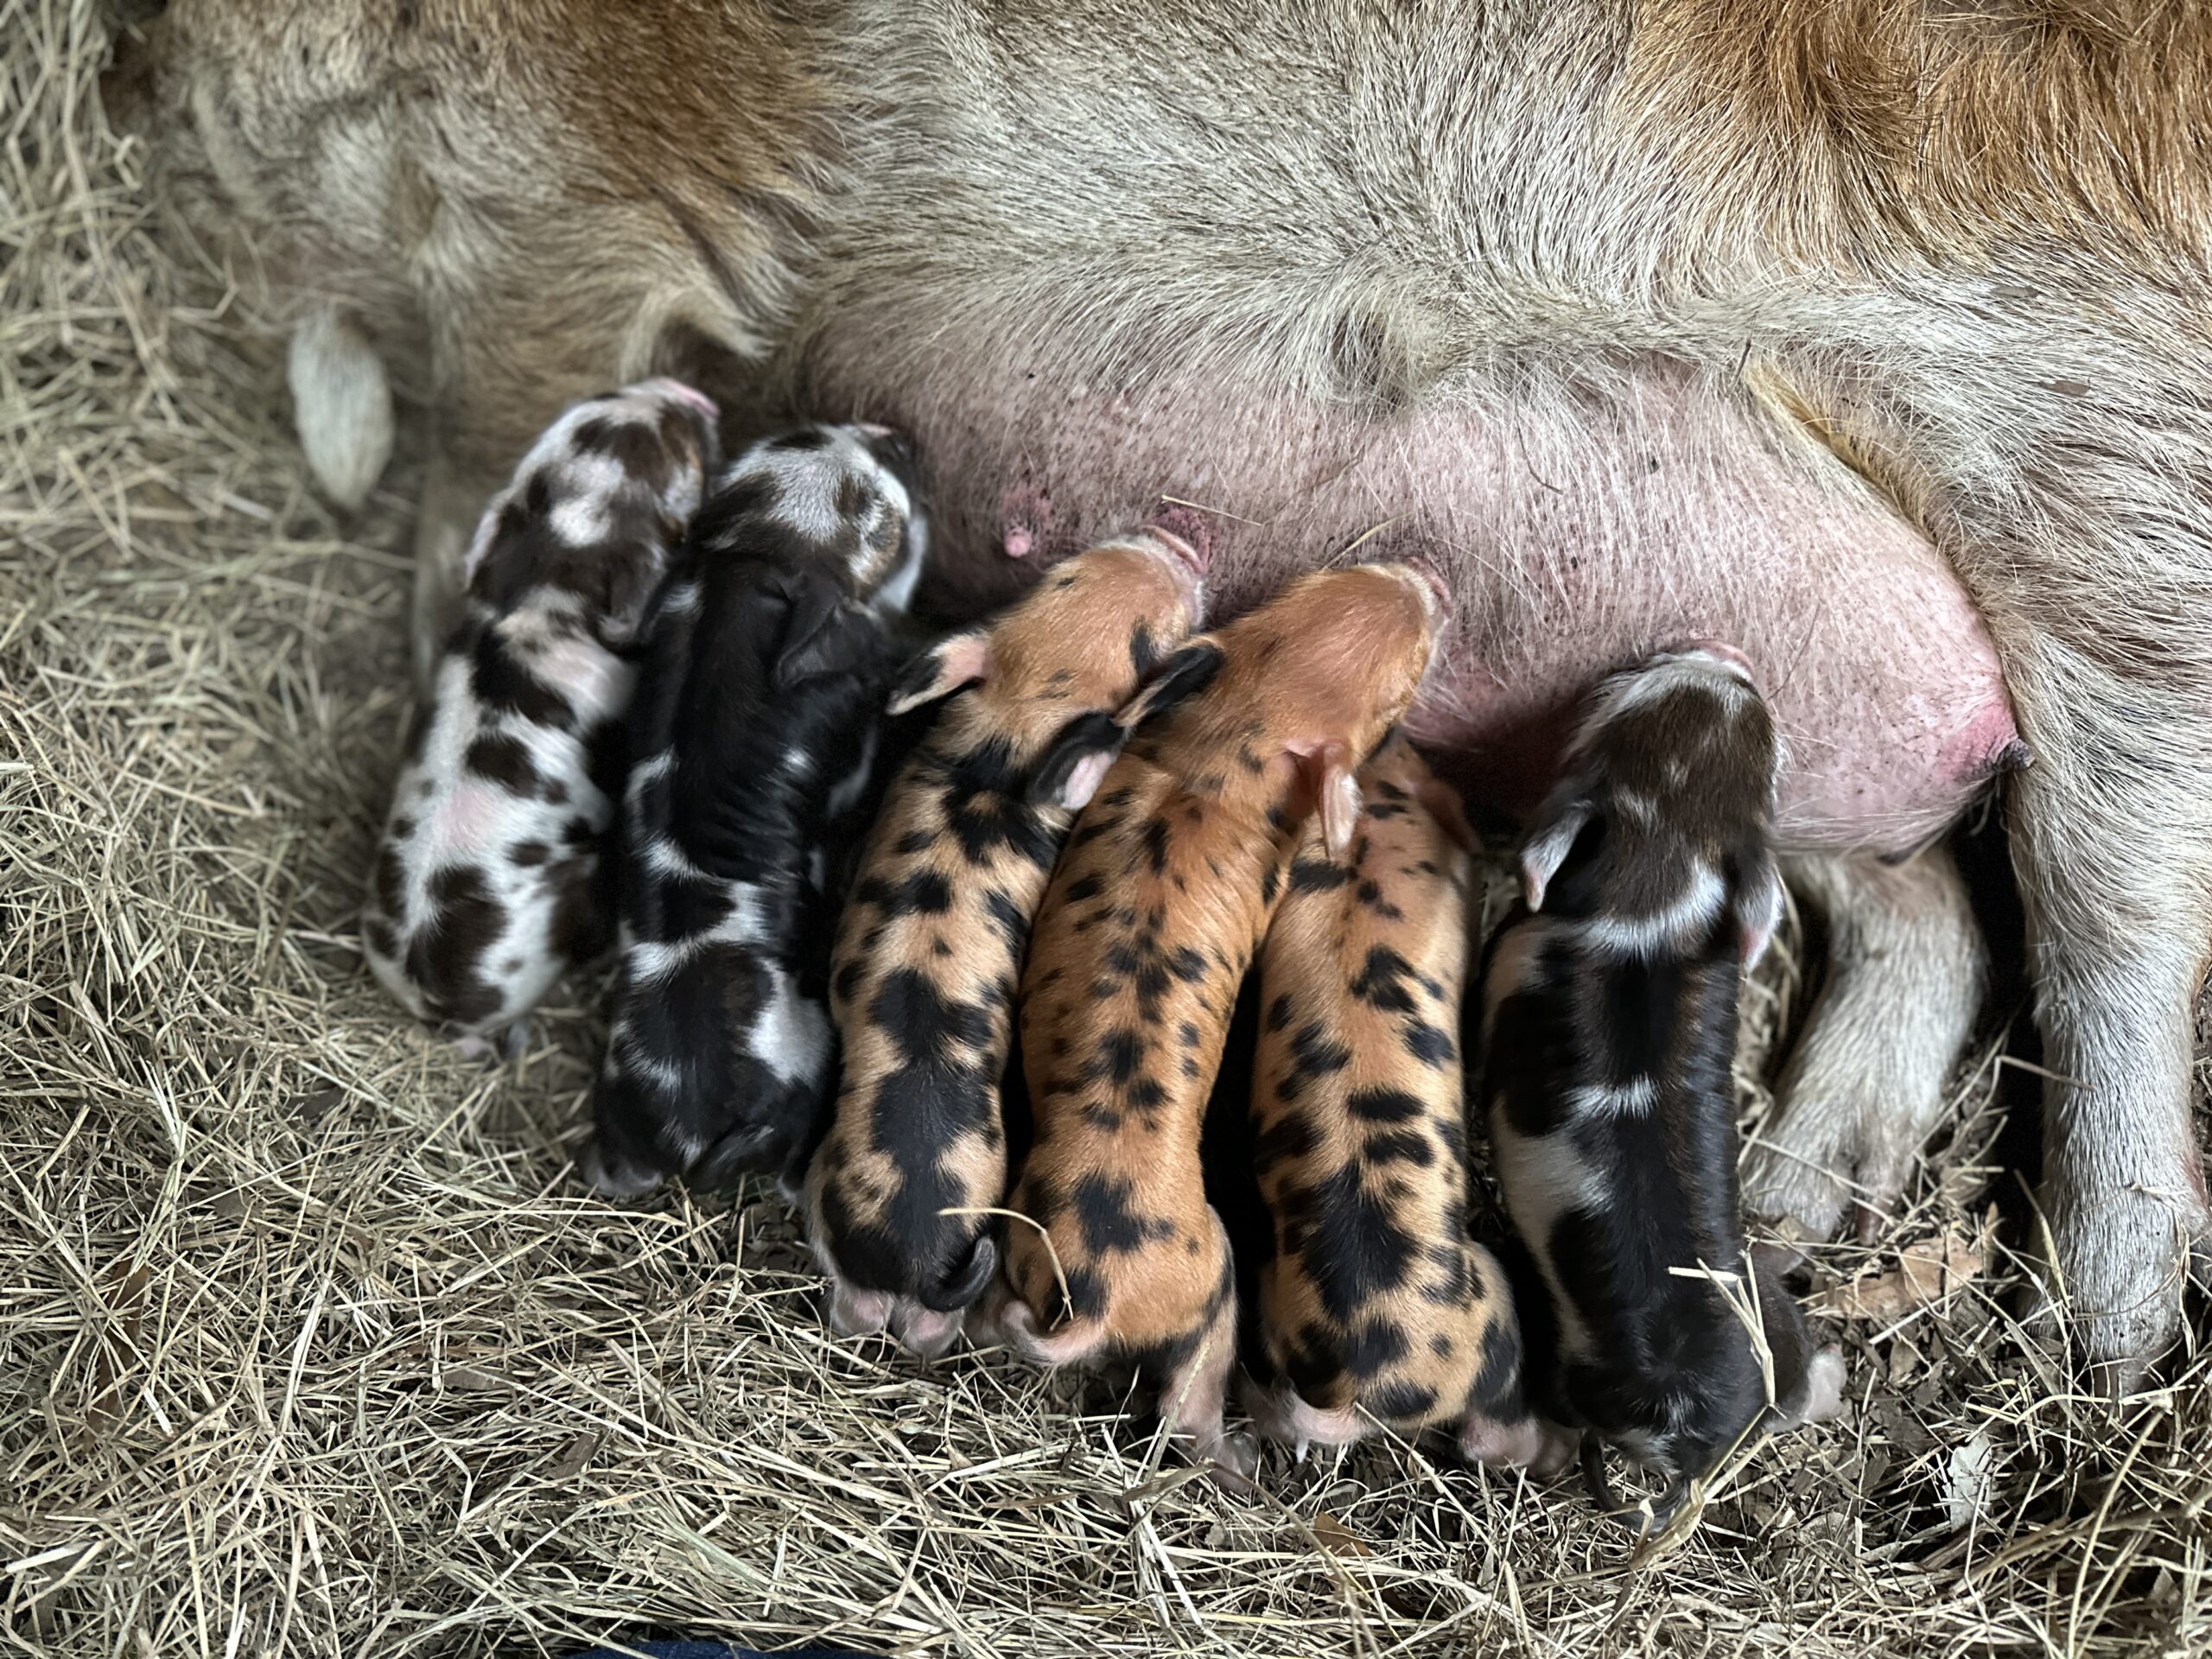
827, 359, 2017, 856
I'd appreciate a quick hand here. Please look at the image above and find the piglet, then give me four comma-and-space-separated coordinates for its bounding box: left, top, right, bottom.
986, 561, 1446, 1486
1478, 645, 1845, 1532
806, 525, 1209, 1356
1244, 734, 1547, 1467
362, 378, 720, 1054
581, 424, 928, 1197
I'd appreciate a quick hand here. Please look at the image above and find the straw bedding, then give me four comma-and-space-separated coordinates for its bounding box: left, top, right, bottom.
3, 5, 2204, 1654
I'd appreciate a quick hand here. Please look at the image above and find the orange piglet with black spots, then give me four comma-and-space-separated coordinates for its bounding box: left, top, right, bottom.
984, 562, 1446, 1487
806, 524, 1206, 1357
1243, 734, 1553, 1469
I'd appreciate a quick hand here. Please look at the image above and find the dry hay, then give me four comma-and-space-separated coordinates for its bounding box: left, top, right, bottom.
2, 5, 2207, 1656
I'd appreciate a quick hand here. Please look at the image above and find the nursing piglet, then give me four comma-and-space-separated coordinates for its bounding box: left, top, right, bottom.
990, 562, 1445, 1484
581, 424, 928, 1197
362, 378, 719, 1053
807, 525, 1208, 1356
1478, 645, 1845, 1531
1245, 734, 1546, 1466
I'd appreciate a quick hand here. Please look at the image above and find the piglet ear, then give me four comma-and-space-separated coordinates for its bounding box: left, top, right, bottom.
773, 577, 871, 690
1287, 739, 1362, 860
1518, 797, 1590, 911
1322, 763, 1363, 859
1733, 853, 1787, 968
887, 630, 991, 715
1027, 711, 1127, 810
1110, 638, 1225, 734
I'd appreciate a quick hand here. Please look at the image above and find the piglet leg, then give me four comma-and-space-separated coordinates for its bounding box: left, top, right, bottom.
1157, 1296, 1255, 1494
1743, 846, 1986, 1243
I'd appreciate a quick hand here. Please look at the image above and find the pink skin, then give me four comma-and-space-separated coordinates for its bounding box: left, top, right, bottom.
637, 377, 719, 421
815, 356, 2018, 855
1678, 638, 1754, 677
823, 1270, 965, 1360
1458, 1413, 1563, 1472
1242, 1377, 1560, 1473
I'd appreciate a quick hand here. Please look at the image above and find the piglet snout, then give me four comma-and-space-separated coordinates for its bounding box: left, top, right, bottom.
1126, 512, 1211, 621
853, 423, 923, 493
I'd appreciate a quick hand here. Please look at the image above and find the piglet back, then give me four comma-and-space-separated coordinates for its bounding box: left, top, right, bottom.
589, 559, 900, 1195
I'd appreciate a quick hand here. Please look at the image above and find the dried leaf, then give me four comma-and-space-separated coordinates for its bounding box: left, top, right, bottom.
1811, 1232, 1982, 1322
1886, 1333, 1923, 1387
541, 1431, 600, 1482
441, 1363, 515, 1396
1309, 1511, 1371, 1557
1942, 1428, 1997, 1532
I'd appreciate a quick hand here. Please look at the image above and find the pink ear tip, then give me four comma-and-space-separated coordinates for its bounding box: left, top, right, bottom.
1141, 505, 1214, 572
642, 378, 719, 418
1401, 556, 1453, 617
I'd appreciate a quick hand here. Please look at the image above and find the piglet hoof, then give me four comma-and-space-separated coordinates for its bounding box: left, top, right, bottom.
828, 1282, 894, 1340
1457, 1412, 1551, 1471
1524, 1421, 1582, 1482
576, 1139, 664, 1199
890, 1301, 965, 1359
1203, 1431, 1262, 1498
1235, 1380, 1296, 1449
453, 1020, 528, 1068
961, 1289, 1012, 1352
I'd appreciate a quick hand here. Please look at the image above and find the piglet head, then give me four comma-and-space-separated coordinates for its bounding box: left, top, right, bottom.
888, 525, 1209, 810
462, 378, 722, 639
1520, 643, 1785, 964
1122, 562, 1439, 858
1267, 563, 1442, 854
709, 422, 932, 616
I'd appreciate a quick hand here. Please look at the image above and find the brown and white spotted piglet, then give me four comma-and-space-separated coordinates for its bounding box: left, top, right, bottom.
1244, 734, 1548, 1466
363, 379, 719, 1056
986, 562, 1446, 1485
805, 526, 1209, 1357
1479, 645, 1845, 1533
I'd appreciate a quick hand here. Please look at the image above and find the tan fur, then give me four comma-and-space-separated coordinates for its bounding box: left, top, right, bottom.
806, 534, 1201, 1351
1624, 1, 2212, 269
1003, 564, 1439, 1471
1246, 737, 1535, 1459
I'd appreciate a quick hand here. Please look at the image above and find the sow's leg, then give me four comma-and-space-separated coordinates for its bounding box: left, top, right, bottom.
1881, 348, 2212, 1382
2005, 643, 2211, 1382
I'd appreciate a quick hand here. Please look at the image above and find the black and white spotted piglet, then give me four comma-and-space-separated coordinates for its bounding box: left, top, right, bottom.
362, 378, 720, 1056
1478, 645, 1844, 1532
580, 424, 930, 1197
